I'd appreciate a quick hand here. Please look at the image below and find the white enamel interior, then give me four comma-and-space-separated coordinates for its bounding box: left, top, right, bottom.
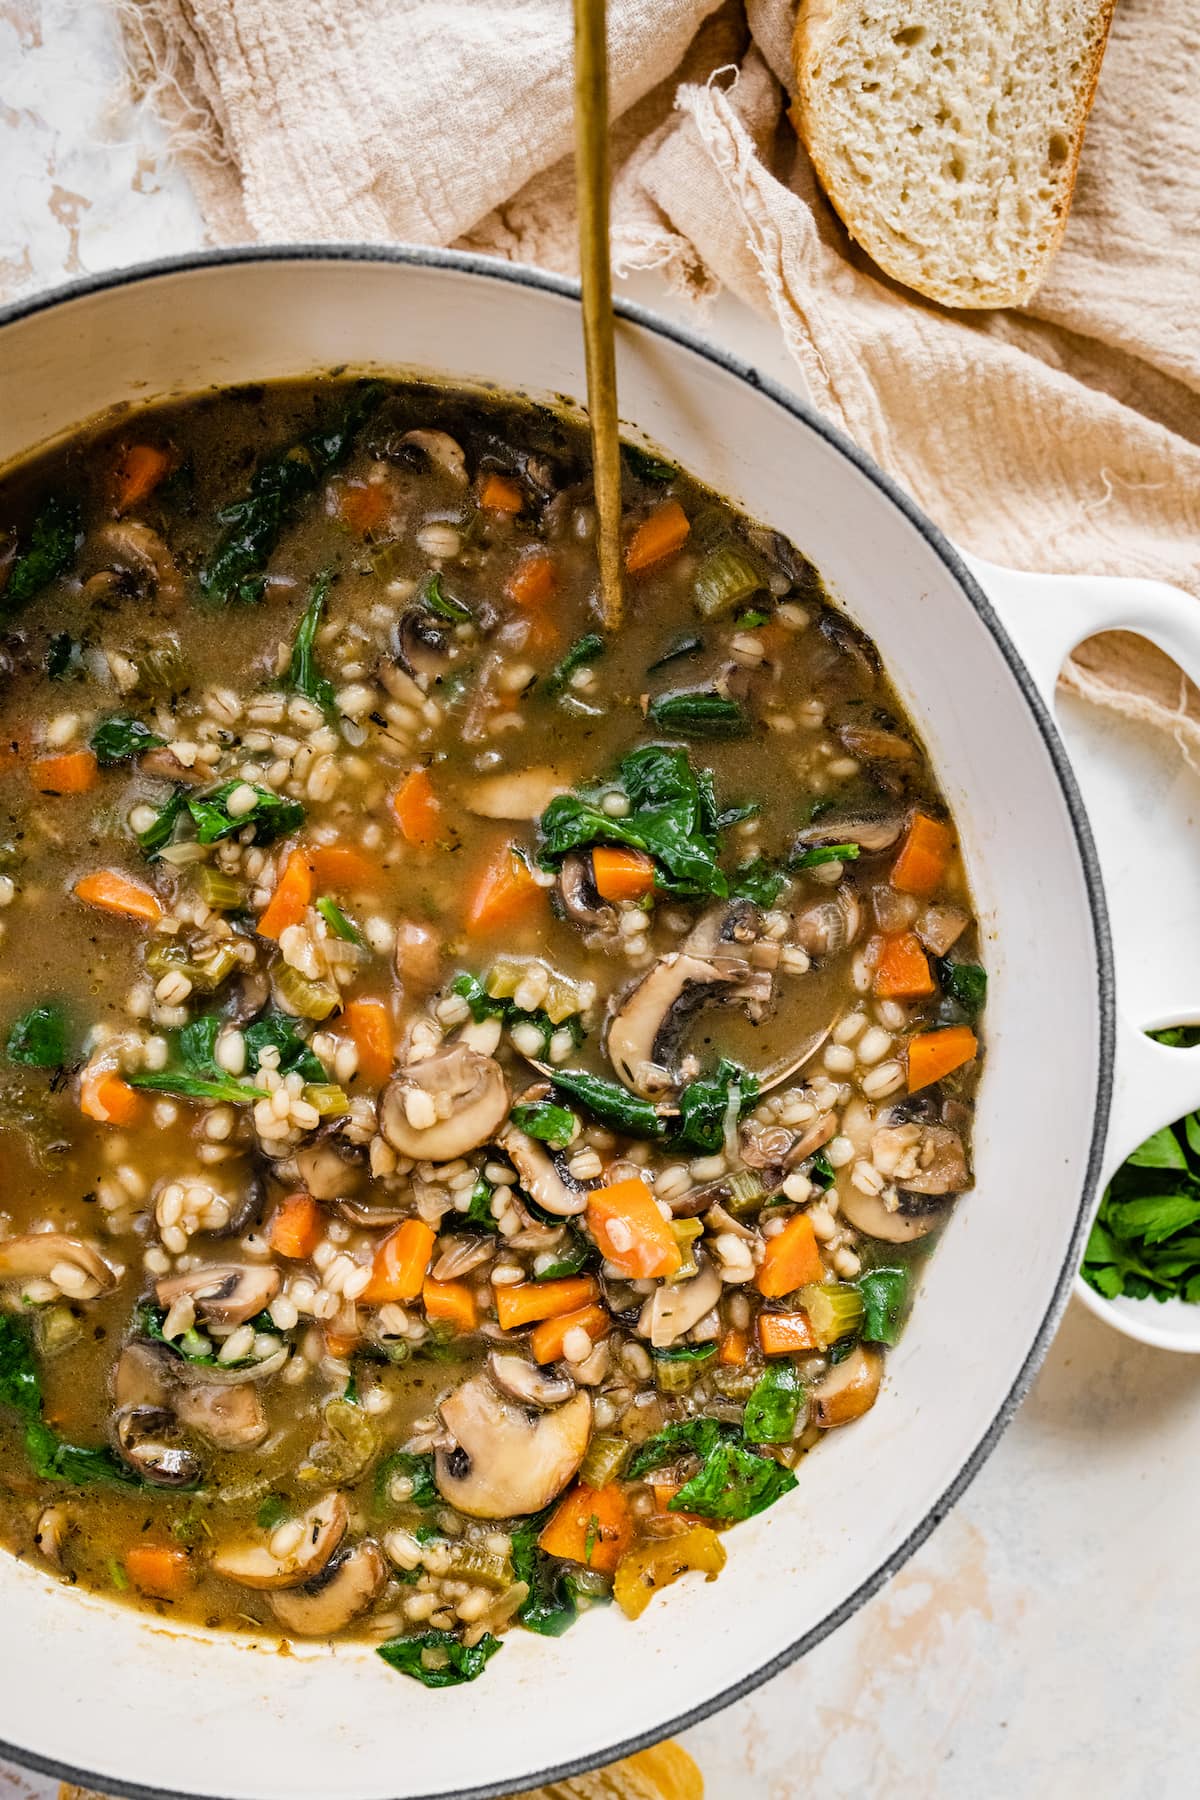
0, 254, 1107, 1800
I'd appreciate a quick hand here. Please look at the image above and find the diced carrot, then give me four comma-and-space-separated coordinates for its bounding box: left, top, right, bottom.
464, 843, 545, 934
495, 1275, 599, 1332
756, 1212, 824, 1298
587, 1177, 682, 1280
873, 931, 936, 1000
538, 1481, 634, 1575
422, 1276, 479, 1334
718, 1326, 749, 1367
530, 1302, 610, 1365
625, 500, 690, 574
907, 1025, 978, 1093
361, 1219, 436, 1304
336, 480, 391, 538
342, 996, 394, 1087
479, 473, 524, 514
256, 846, 313, 941
125, 1542, 193, 1599
268, 1191, 322, 1260
306, 843, 379, 890
73, 869, 162, 927
80, 1067, 146, 1128
324, 1328, 361, 1359
505, 547, 558, 610
114, 444, 172, 515
591, 846, 656, 903
33, 750, 98, 795
758, 1311, 817, 1356
391, 768, 441, 848
891, 812, 953, 897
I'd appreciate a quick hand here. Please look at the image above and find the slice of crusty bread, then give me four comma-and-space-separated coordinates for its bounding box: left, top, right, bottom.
792, 0, 1116, 309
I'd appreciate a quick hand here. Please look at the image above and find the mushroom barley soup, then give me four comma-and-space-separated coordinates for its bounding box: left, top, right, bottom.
0, 379, 984, 1680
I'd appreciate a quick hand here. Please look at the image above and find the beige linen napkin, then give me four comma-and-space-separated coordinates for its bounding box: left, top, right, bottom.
121, 0, 1200, 750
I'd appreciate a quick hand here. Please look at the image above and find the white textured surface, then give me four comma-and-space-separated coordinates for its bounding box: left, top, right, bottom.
3, 6, 1200, 1796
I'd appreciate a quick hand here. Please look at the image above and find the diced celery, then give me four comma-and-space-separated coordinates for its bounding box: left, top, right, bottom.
693, 543, 765, 619
303, 1083, 350, 1117
191, 941, 242, 993
667, 1218, 703, 1282
36, 1304, 83, 1357
796, 1281, 864, 1349
580, 1433, 631, 1488
542, 972, 582, 1025
723, 1170, 766, 1216
194, 866, 248, 911
484, 959, 523, 1001
443, 1543, 511, 1588
274, 963, 339, 1020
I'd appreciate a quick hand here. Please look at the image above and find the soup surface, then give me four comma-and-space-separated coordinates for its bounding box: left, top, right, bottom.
0, 379, 984, 1682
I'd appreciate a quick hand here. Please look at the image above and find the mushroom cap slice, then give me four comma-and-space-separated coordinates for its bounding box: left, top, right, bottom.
174, 1380, 268, 1451
212, 1493, 349, 1590
486, 1352, 576, 1409
792, 810, 905, 855
496, 1124, 590, 1218
269, 1540, 386, 1636
639, 1255, 722, 1349
0, 1234, 115, 1298
812, 1345, 883, 1428
115, 1407, 202, 1488
379, 1045, 510, 1162
294, 1135, 366, 1202
605, 954, 736, 1097
155, 1263, 280, 1327
90, 521, 184, 605
558, 852, 617, 934
435, 1374, 591, 1519
838, 1183, 950, 1244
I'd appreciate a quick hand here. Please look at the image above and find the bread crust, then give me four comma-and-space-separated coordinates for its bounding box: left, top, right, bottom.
791, 0, 1117, 309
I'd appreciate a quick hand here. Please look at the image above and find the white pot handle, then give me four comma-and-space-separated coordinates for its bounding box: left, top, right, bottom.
963, 552, 1200, 1183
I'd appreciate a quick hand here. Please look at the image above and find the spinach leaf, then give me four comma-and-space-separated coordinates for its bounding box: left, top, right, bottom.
375, 1450, 439, 1510
791, 843, 861, 871
418, 570, 473, 625
511, 1512, 578, 1637
0, 1316, 138, 1487
285, 572, 336, 716
200, 382, 384, 604
179, 1013, 222, 1077
669, 1439, 798, 1523
7, 1001, 67, 1069
936, 959, 987, 1019
858, 1266, 908, 1345
90, 714, 165, 767
136, 786, 188, 859
543, 1068, 668, 1141
256, 1494, 289, 1531
128, 1070, 268, 1106
242, 1011, 326, 1082
534, 1228, 593, 1281
622, 444, 676, 483
510, 1100, 577, 1150
463, 1176, 500, 1234
188, 781, 305, 846
743, 1363, 804, 1445
676, 1058, 759, 1155
647, 690, 748, 739
647, 633, 703, 673
730, 856, 788, 907
809, 1151, 835, 1191
3, 496, 82, 614
539, 744, 730, 899
625, 1417, 736, 1480
46, 633, 82, 681
542, 633, 604, 699
376, 1630, 501, 1687
315, 896, 362, 944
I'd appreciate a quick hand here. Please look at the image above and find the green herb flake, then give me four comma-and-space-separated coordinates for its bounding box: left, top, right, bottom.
6, 1001, 67, 1069
418, 569, 473, 625
315, 896, 363, 944
256, 1494, 289, 1531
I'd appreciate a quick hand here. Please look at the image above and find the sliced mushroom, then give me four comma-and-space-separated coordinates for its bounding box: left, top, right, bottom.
639, 1255, 723, 1348
837, 724, 915, 763
139, 747, 208, 785
0, 1233, 116, 1299
269, 1540, 386, 1635
467, 767, 567, 820
792, 811, 905, 856
155, 1263, 280, 1328
89, 521, 184, 605
558, 852, 617, 935
435, 1375, 591, 1518
683, 900, 762, 959
380, 1044, 510, 1162
33, 1504, 71, 1568
793, 891, 862, 958
115, 1406, 201, 1487
496, 1124, 590, 1218
212, 1493, 349, 1590
605, 954, 737, 1097
394, 608, 453, 680
114, 1341, 173, 1411
838, 1183, 949, 1244
874, 1122, 968, 1196
432, 1236, 497, 1282
173, 1379, 267, 1451
487, 1352, 576, 1409
812, 1345, 883, 1427
336, 1198, 409, 1229
394, 919, 443, 993
757, 1023, 836, 1096
915, 902, 970, 957
397, 430, 468, 484
295, 1134, 366, 1203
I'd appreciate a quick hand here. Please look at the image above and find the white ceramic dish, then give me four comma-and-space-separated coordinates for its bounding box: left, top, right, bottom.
2, 247, 1200, 1800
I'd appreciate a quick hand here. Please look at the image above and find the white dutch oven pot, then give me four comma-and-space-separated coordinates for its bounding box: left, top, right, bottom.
2, 249, 1199, 1800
